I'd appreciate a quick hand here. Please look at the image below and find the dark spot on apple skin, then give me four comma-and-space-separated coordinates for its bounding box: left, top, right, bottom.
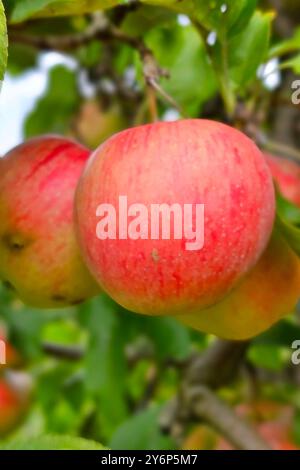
151, 248, 160, 262
2, 280, 16, 292
2, 233, 28, 252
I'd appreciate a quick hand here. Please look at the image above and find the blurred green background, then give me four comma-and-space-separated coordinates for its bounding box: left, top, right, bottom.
1, 0, 300, 451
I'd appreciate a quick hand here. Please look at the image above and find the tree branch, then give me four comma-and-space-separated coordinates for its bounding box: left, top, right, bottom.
185, 339, 250, 389
42, 342, 84, 361
160, 339, 270, 450
186, 385, 271, 450
9, 13, 183, 116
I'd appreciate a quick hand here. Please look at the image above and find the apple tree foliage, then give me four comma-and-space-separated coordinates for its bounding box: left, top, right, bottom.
1, 0, 300, 450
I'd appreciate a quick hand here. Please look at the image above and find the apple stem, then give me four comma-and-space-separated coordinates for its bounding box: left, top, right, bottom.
147, 85, 159, 122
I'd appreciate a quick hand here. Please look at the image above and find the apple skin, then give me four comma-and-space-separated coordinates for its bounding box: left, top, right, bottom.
176, 229, 300, 340
265, 153, 300, 208
75, 119, 275, 316
0, 136, 99, 308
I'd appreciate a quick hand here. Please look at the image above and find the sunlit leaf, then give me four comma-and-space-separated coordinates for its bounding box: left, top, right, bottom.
282, 54, 300, 74
270, 27, 300, 58
142, 0, 257, 34
8, 0, 122, 23
1, 435, 105, 450
0, 0, 7, 81
229, 11, 272, 88
247, 343, 290, 371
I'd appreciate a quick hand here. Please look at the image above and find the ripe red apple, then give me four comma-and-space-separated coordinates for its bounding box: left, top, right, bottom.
75, 119, 275, 317
265, 153, 300, 208
176, 229, 300, 339
0, 136, 99, 308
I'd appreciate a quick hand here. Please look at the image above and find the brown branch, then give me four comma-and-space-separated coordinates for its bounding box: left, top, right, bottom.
160, 339, 270, 450
232, 102, 300, 163
8, 13, 146, 53
136, 364, 161, 411
9, 13, 183, 116
185, 339, 250, 389
146, 85, 159, 122
9, 12, 152, 63
186, 386, 271, 450
42, 342, 84, 361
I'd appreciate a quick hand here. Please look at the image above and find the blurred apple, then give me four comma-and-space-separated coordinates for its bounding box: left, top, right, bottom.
265, 153, 300, 208
0, 372, 32, 437
72, 100, 127, 149
182, 425, 218, 450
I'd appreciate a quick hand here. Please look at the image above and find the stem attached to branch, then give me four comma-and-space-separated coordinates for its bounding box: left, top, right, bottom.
147, 85, 159, 122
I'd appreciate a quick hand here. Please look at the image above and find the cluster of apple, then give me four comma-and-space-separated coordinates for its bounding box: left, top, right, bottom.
0, 119, 299, 340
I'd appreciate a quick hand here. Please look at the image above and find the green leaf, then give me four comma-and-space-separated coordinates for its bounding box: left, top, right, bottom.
7, 43, 37, 76
275, 190, 300, 257
24, 65, 80, 138
145, 24, 217, 115
270, 27, 300, 58
1, 435, 105, 450
42, 318, 84, 345
142, 316, 191, 361
37, 363, 89, 433
110, 406, 175, 450
142, 0, 257, 34
229, 11, 272, 89
253, 319, 300, 348
121, 5, 176, 36
79, 296, 129, 438
0, 305, 70, 360
227, 0, 258, 36
8, 0, 122, 23
247, 343, 290, 371
0, 0, 7, 81
281, 53, 300, 74
276, 216, 300, 258
276, 190, 300, 227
